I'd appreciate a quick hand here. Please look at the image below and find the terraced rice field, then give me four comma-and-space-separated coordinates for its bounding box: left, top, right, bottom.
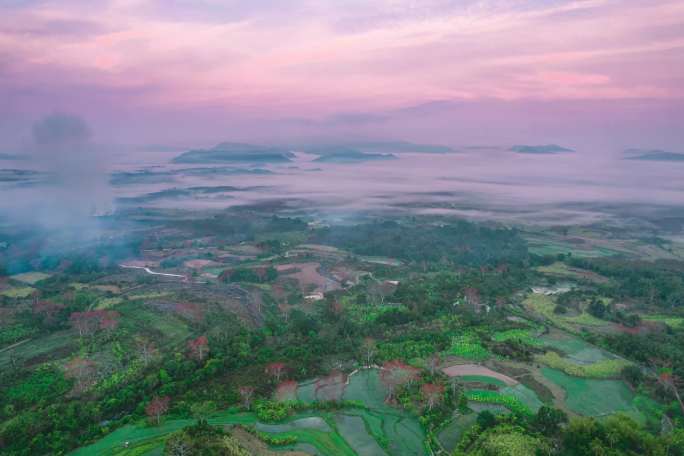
299, 369, 425, 456
437, 413, 477, 453
500, 384, 544, 413
74, 369, 426, 456
541, 367, 659, 422
72, 411, 358, 456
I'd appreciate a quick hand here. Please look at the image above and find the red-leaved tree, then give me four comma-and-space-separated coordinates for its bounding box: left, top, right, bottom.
265, 362, 286, 382
99, 311, 120, 334
136, 338, 159, 366
187, 335, 209, 362
275, 380, 299, 402
362, 337, 376, 367
69, 311, 100, 338
69, 310, 119, 338
652, 360, 684, 415
239, 386, 255, 410
174, 302, 204, 322
314, 370, 347, 402
421, 383, 445, 410
33, 300, 64, 326
64, 357, 97, 393
146, 396, 170, 425
380, 360, 420, 402
427, 353, 441, 376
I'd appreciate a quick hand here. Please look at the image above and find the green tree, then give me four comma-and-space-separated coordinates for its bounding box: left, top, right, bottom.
533, 406, 567, 436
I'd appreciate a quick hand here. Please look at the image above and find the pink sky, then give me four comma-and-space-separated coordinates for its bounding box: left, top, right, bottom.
1, 0, 683, 147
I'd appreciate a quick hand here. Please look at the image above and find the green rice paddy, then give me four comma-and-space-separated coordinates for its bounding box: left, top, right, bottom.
541, 367, 660, 422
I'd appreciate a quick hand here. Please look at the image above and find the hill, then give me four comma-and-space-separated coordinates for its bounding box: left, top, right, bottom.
172, 143, 295, 164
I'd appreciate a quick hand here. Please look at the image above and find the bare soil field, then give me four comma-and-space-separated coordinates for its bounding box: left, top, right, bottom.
276, 262, 340, 293
442, 363, 518, 386
184, 259, 220, 269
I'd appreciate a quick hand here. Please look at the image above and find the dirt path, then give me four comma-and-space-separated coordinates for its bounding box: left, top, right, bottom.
119, 264, 186, 279
0, 338, 31, 353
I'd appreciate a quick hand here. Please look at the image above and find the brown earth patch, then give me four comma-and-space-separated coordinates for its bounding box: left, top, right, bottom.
442, 363, 518, 386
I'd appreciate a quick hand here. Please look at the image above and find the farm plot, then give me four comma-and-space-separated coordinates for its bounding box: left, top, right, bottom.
541, 367, 658, 422
500, 384, 544, 413
492, 329, 543, 347
10, 271, 51, 284
442, 364, 517, 386
447, 335, 490, 361
0, 286, 35, 298
298, 369, 426, 456
535, 262, 609, 284
524, 294, 609, 331
334, 414, 386, 456
437, 413, 477, 453
276, 262, 341, 293
0, 329, 75, 369
465, 390, 531, 415
539, 331, 604, 357
526, 239, 618, 258
642, 315, 684, 329
534, 352, 629, 379
72, 411, 357, 456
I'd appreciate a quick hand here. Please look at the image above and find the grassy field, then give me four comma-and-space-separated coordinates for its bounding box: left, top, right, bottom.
535, 262, 609, 283
94, 297, 124, 310
492, 329, 543, 347
1, 286, 35, 298
642, 315, 684, 329
527, 241, 618, 258
524, 294, 608, 331
0, 330, 74, 369
10, 271, 51, 284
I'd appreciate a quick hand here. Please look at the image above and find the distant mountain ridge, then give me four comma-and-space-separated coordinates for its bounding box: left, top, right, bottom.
311, 148, 397, 163
624, 149, 684, 162
0, 153, 26, 160
510, 144, 574, 154
304, 140, 454, 154
172, 142, 295, 164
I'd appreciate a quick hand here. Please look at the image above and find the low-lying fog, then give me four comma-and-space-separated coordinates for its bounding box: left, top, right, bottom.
2, 141, 683, 229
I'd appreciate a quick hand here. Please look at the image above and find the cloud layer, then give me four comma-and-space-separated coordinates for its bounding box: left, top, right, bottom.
1, 0, 683, 146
